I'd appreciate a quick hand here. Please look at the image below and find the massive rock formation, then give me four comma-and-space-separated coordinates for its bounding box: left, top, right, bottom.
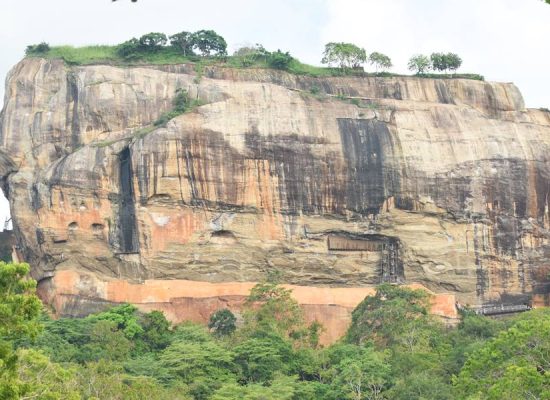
1, 58, 549, 340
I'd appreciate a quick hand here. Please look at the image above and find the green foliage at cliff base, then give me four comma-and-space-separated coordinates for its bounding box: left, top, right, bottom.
3, 260, 547, 400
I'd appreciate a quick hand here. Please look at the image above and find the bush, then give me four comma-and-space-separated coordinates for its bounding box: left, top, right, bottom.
268, 50, 293, 70
25, 42, 50, 56
116, 38, 141, 60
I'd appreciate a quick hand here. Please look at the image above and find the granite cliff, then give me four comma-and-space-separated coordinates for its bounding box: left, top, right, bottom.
1, 58, 549, 341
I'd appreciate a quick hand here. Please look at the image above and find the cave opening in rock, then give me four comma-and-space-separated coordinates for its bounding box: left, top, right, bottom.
118, 147, 139, 253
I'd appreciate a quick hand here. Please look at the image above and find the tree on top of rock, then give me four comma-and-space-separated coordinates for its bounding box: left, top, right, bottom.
321, 42, 367, 69
191, 30, 227, 56
431, 52, 462, 74
369, 52, 392, 73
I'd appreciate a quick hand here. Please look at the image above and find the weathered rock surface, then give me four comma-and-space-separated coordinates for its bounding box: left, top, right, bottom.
1, 58, 550, 340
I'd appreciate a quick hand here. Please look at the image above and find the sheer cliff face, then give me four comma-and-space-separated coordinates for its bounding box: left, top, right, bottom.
1, 58, 550, 334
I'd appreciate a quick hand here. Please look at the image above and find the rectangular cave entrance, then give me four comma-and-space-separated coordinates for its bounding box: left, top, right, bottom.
118, 147, 139, 254
327, 233, 403, 283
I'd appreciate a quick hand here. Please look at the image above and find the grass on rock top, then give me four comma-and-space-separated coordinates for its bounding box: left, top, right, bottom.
29, 44, 484, 80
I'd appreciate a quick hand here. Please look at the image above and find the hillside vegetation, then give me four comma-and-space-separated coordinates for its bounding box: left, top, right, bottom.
24, 31, 484, 81
1, 261, 548, 400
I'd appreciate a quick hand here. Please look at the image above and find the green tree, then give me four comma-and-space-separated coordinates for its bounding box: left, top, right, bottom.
321, 42, 367, 69
211, 374, 297, 400
346, 284, 435, 348
430, 52, 448, 72
453, 309, 550, 399
140, 310, 172, 351
209, 308, 237, 337
368, 52, 392, 73
191, 30, 227, 56
330, 345, 391, 400
0, 262, 42, 399
386, 370, 452, 400
13, 349, 80, 400
116, 38, 141, 60
268, 50, 293, 70
84, 320, 133, 361
244, 281, 304, 340
169, 31, 195, 56
445, 52, 462, 74
233, 334, 293, 383
77, 360, 185, 400
25, 42, 50, 56
90, 303, 143, 339
407, 54, 431, 74
158, 324, 236, 399
431, 52, 462, 74
138, 32, 168, 51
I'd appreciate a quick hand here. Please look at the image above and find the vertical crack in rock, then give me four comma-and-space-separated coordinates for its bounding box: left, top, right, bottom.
118, 147, 139, 253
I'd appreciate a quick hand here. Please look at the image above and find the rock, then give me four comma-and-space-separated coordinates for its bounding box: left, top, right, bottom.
1, 58, 549, 342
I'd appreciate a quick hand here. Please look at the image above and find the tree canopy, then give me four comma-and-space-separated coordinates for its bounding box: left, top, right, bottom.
368, 52, 392, 72
3, 263, 544, 399
321, 42, 367, 69
430, 52, 463, 74
407, 54, 431, 74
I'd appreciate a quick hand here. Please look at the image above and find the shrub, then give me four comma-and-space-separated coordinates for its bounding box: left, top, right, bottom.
232, 44, 269, 67
25, 42, 50, 56
116, 38, 141, 60
268, 50, 293, 70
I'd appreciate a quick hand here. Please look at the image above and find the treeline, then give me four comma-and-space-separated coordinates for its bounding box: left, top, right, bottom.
2, 261, 547, 399
25, 31, 479, 79
25, 31, 295, 71
321, 42, 463, 75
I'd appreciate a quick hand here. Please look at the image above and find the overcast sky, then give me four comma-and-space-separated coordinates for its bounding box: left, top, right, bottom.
1, 0, 549, 228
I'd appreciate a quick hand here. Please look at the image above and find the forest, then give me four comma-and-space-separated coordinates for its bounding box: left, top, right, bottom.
1, 261, 548, 400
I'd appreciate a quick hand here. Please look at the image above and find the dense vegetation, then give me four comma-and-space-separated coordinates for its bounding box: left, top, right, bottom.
1, 261, 548, 399
24, 31, 483, 81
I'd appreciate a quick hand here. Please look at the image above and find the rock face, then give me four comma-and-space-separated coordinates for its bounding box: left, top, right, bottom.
1, 58, 550, 340
0, 230, 14, 261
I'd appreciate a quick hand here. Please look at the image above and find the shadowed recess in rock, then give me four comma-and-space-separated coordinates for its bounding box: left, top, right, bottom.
327, 232, 404, 283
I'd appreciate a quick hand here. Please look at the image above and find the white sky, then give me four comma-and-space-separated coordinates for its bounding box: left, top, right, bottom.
1, 0, 549, 228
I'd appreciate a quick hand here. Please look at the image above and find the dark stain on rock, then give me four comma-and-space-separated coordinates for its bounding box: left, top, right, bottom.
66, 73, 81, 151
338, 118, 400, 215
245, 131, 343, 215
117, 147, 139, 253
